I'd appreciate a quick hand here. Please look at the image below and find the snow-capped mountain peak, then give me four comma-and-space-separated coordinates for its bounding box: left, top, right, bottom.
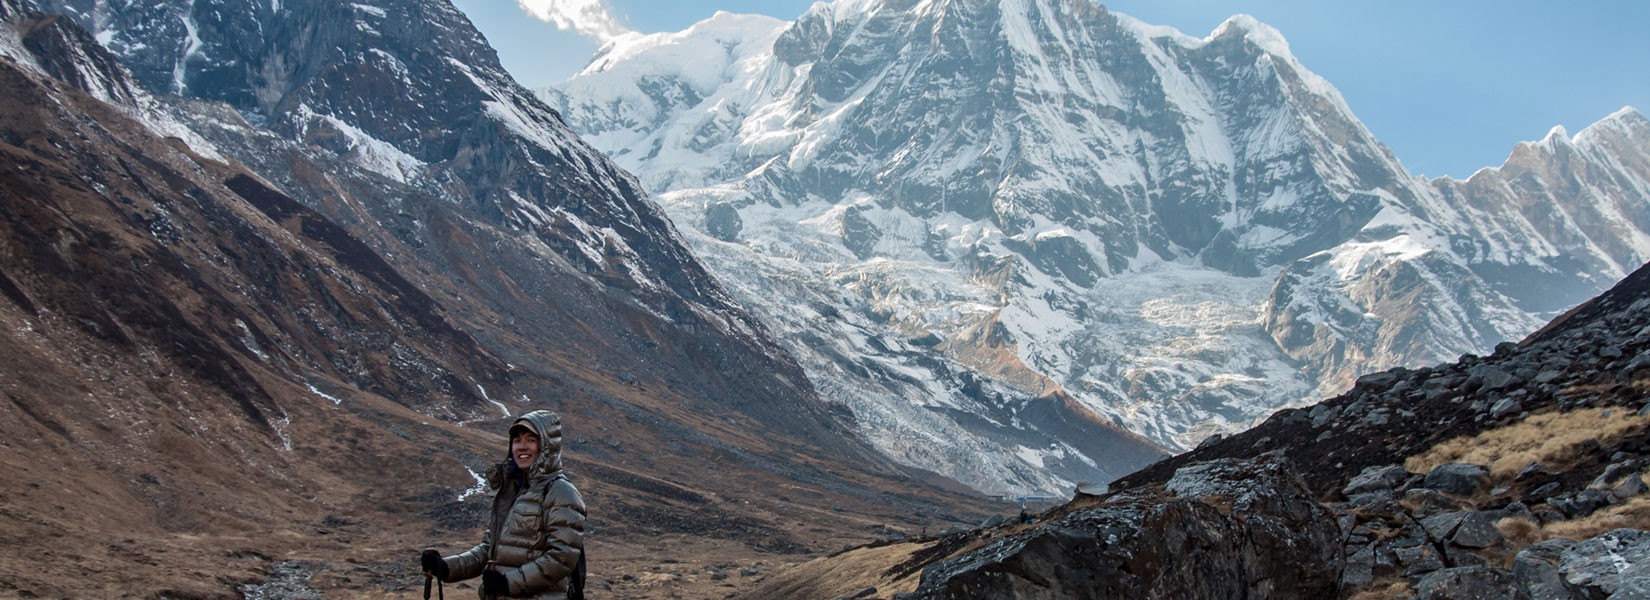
543, 2, 1650, 495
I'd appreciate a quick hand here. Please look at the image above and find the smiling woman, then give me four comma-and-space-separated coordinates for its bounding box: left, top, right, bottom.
422, 410, 587, 599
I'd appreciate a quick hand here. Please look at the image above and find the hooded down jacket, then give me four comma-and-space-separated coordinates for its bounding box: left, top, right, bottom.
442, 410, 587, 599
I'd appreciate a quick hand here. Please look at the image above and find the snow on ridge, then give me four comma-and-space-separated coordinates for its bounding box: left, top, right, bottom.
351, 3, 386, 18
1327, 235, 1433, 283
448, 56, 575, 156
581, 12, 784, 84
1573, 106, 1647, 147
1110, 11, 1203, 48
0, 21, 44, 74
0, 15, 226, 162
291, 103, 424, 183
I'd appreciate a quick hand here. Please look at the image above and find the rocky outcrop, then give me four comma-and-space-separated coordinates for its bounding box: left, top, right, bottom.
897, 456, 1341, 599
748, 259, 1650, 599
1113, 259, 1650, 597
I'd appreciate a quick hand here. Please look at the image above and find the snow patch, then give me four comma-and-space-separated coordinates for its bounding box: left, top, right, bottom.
308, 383, 343, 405
457, 466, 488, 501
477, 385, 508, 418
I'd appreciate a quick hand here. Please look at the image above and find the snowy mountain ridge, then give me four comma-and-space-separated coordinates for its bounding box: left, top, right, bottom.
540, 0, 1650, 495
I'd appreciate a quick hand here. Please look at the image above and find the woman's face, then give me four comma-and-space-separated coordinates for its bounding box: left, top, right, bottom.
511, 430, 540, 470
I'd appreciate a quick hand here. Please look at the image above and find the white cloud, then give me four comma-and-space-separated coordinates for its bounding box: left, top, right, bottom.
518, 0, 635, 44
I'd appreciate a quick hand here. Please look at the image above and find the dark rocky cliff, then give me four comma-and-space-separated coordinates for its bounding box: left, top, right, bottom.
737, 259, 1650, 598
0, 2, 993, 596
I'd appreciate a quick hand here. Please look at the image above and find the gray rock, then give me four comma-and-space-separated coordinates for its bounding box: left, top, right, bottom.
1617, 476, 1649, 501
1446, 549, 1490, 568
1422, 512, 1469, 541
1349, 490, 1399, 511
904, 456, 1342, 599
1611, 577, 1650, 600
1450, 512, 1505, 549
1405, 488, 1458, 516
1426, 463, 1490, 496
1514, 539, 1576, 600
1598, 462, 1643, 488
1343, 544, 1377, 588
1415, 566, 1531, 600
1357, 370, 1402, 391
703, 202, 744, 242
1561, 529, 1650, 599
1345, 464, 1409, 498
1310, 403, 1341, 427
1491, 398, 1523, 419
1404, 555, 1447, 579
1467, 365, 1520, 392
1530, 482, 1564, 502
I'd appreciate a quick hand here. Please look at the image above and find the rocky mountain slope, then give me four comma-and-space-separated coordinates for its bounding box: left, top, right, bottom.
540, 0, 1650, 494
0, 1, 999, 597
732, 258, 1650, 599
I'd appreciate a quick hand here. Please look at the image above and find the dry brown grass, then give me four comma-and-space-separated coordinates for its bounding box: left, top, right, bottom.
732, 541, 934, 600
1406, 408, 1650, 479
1347, 581, 1412, 600
1542, 495, 1650, 540
1496, 516, 1543, 549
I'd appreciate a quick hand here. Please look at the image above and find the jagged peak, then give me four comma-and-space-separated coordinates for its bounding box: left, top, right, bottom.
584, 10, 783, 74
1469, 107, 1644, 182
1542, 124, 1571, 144
1110, 10, 1203, 48
1210, 14, 1294, 58
1574, 105, 1648, 147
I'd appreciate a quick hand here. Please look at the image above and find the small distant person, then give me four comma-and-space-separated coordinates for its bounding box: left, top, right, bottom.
1019, 508, 1032, 524
422, 410, 587, 599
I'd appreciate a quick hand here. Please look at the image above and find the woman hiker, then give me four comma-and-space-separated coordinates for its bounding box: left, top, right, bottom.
422, 410, 587, 599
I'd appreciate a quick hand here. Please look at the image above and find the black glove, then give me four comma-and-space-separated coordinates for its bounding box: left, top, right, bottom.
482, 568, 509, 596
421, 549, 448, 581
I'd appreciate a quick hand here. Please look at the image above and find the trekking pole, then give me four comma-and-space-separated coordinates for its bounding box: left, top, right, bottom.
424, 573, 443, 600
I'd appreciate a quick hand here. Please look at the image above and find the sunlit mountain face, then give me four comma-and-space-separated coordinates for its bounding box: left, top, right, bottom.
541, 0, 1650, 494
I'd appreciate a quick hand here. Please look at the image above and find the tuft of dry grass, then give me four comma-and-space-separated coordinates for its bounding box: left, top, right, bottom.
1542, 495, 1650, 540
1406, 408, 1650, 479
1347, 581, 1412, 600
1496, 516, 1543, 549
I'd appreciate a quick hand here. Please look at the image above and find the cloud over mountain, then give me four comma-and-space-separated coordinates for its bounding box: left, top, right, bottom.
518, 0, 633, 43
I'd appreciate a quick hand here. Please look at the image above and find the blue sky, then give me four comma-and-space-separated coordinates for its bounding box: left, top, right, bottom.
452, 0, 1649, 180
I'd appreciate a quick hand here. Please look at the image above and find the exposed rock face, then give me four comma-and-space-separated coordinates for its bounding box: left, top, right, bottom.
0, 2, 993, 597
744, 260, 1650, 599
15, 0, 900, 458
898, 456, 1341, 599
543, 0, 1650, 492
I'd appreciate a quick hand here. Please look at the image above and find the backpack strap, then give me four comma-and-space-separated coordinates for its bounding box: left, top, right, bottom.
568, 549, 586, 600
541, 473, 585, 599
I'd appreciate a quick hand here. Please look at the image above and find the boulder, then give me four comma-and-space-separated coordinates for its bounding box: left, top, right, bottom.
1345, 465, 1410, 498
1426, 463, 1490, 496
901, 457, 1341, 599
1404, 488, 1459, 515
1414, 566, 1529, 600
1514, 539, 1576, 600
1560, 529, 1650, 599
1449, 512, 1505, 549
